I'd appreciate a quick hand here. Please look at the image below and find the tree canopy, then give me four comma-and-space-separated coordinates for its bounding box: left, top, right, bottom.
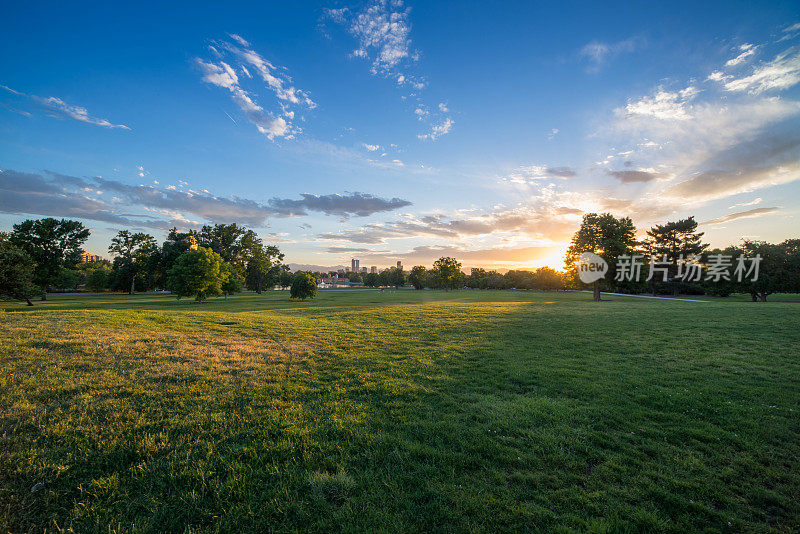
290, 272, 318, 300
10, 218, 89, 297
166, 247, 229, 302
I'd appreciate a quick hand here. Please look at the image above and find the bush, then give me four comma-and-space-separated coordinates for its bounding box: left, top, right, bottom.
290, 272, 317, 300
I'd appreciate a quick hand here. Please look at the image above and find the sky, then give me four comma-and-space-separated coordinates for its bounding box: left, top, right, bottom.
1, 0, 799, 271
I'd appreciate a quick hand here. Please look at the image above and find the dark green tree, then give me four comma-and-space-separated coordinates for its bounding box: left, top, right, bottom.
290, 272, 318, 300
221, 262, 244, 298
86, 266, 111, 292
242, 231, 284, 294
432, 257, 463, 290
565, 213, 637, 301
10, 218, 90, 299
646, 216, 707, 295
166, 247, 229, 302
0, 236, 38, 305
408, 265, 427, 289
108, 230, 157, 294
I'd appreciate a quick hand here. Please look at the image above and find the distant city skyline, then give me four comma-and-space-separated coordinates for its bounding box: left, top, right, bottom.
2, 2, 799, 270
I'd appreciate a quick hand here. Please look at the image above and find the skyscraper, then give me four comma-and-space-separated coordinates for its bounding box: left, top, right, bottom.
351, 258, 359, 272
397, 260, 402, 270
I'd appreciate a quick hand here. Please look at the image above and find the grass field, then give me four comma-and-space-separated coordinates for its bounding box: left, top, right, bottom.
1, 290, 799, 532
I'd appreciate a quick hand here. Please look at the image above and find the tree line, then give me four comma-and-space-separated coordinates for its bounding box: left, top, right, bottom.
0, 218, 295, 304
565, 212, 800, 301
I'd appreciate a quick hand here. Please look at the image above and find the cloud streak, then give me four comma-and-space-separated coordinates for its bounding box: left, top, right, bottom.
1, 85, 130, 129
195, 36, 315, 140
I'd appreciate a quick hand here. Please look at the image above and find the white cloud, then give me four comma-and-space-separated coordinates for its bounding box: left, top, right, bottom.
725, 44, 757, 66
343, 0, 414, 74
0, 85, 130, 130
228, 33, 250, 47
720, 47, 800, 94
621, 86, 698, 120
417, 117, 454, 141
547, 128, 559, 140
729, 197, 762, 209
580, 37, 642, 70
504, 165, 576, 184
362, 143, 380, 151
195, 36, 315, 140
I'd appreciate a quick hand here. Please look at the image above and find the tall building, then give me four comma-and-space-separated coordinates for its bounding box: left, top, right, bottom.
80, 251, 102, 263
360, 266, 367, 273
370, 266, 377, 274
397, 260, 402, 270
351, 258, 359, 272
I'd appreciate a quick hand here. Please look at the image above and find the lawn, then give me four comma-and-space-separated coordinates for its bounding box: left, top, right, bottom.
1, 290, 798, 532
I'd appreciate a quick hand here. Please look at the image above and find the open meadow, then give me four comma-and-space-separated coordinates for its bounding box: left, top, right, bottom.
1, 290, 799, 532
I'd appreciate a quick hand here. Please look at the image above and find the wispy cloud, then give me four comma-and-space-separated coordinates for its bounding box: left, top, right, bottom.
714, 46, 800, 94
579, 36, 643, 71
323, 1, 453, 141
1, 85, 130, 129
701, 206, 780, 225
195, 35, 315, 140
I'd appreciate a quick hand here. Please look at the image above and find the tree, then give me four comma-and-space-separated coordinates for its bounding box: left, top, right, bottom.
363, 272, 380, 287
432, 257, 463, 290
53, 268, 81, 290
198, 223, 248, 266
242, 231, 284, 294
86, 266, 111, 292
565, 213, 637, 301
158, 228, 197, 284
736, 240, 787, 302
388, 267, 405, 288
290, 272, 317, 300
646, 216, 707, 295
10, 218, 90, 299
221, 262, 244, 298
108, 230, 157, 294
0, 237, 38, 305
279, 268, 294, 289
408, 266, 427, 289
166, 247, 229, 302
534, 266, 564, 291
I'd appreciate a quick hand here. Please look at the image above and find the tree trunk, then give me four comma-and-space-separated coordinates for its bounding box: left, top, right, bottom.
26, 298, 34, 306
41, 290, 47, 301
760, 292, 768, 302
593, 280, 601, 301
130, 275, 135, 295
257, 276, 263, 294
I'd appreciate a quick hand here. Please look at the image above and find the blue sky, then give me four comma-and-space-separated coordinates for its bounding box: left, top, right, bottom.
2, 0, 799, 270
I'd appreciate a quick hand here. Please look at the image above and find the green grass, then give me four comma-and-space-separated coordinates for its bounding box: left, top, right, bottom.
1, 290, 798, 532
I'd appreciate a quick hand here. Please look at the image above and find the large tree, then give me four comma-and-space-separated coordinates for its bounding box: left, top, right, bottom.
646, 216, 707, 295
565, 213, 637, 301
735, 240, 788, 302
408, 266, 428, 289
166, 247, 229, 302
241, 231, 284, 294
198, 223, 248, 266
108, 230, 157, 294
432, 257, 463, 290
0, 235, 38, 306
10, 218, 90, 299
